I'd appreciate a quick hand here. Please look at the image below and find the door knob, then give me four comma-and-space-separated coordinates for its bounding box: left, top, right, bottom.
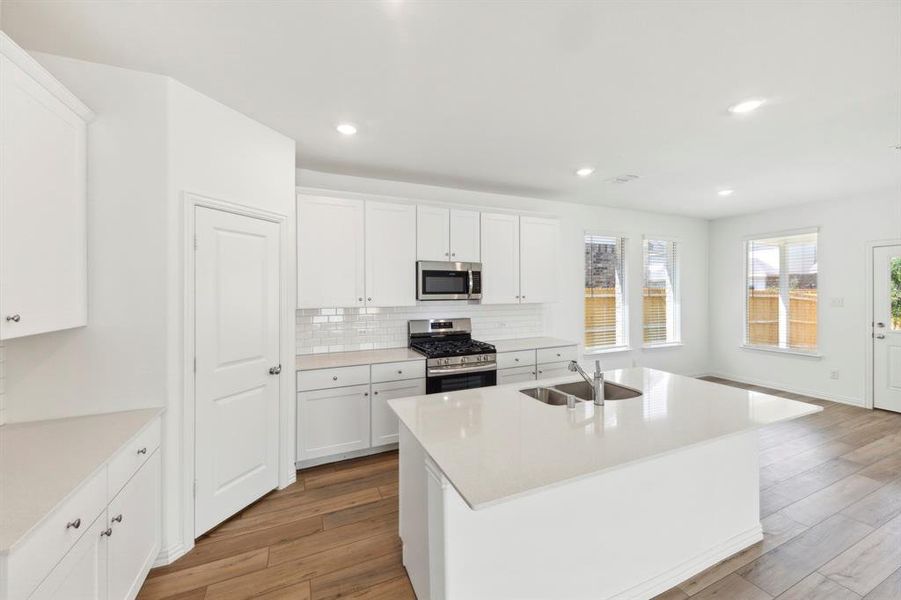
269, 364, 282, 375
5, 314, 20, 322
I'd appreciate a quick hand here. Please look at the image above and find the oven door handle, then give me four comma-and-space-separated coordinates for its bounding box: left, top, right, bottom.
428, 363, 497, 376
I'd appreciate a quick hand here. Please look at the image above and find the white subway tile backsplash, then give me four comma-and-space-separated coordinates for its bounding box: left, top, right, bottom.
296, 303, 547, 355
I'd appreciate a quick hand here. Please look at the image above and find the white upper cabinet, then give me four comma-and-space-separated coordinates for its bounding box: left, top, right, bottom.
449, 209, 480, 262
297, 195, 365, 308
0, 35, 93, 340
365, 201, 417, 307
417, 205, 451, 261
480, 212, 520, 304
417, 206, 480, 262
520, 216, 559, 304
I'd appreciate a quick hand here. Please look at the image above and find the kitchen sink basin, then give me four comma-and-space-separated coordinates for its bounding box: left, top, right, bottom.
553, 380, 643, 401
519, 387, 577, 406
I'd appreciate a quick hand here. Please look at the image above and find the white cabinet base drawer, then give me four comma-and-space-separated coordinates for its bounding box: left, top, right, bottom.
297, 365, 370, 392
6, 468, 106, 600
537, 345, 578, 365
496, 350, 536, 370
107, 419, 160, 501
371, 360, 425, 384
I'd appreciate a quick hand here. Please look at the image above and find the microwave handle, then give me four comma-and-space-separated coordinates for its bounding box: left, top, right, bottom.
468, 269, 474, 298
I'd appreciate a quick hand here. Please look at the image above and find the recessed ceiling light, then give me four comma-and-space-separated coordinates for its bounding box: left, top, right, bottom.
575, 167, 595, 177
718, 189, 735, 197
728, 99, 766, 114
336, 123, 358, 136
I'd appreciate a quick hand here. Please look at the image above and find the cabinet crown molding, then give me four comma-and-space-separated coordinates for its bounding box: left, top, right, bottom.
0, 32, 95, 122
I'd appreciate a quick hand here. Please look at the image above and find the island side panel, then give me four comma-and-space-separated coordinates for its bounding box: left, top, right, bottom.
399, 423, 440, 600
436, 431, 761, 600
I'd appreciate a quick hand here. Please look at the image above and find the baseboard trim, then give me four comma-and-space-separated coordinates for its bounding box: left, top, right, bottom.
154, 540, 193, 567
611, 524, 763, 600
296, 443, 398, 470
704, 371, 865, 407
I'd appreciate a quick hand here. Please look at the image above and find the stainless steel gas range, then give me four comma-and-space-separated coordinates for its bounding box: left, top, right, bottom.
408, 318, 497, 394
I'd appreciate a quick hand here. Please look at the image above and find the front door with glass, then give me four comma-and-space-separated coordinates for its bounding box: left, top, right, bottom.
873, 245, 901, 412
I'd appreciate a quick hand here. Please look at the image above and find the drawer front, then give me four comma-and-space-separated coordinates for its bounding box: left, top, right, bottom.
107, 417, 161, 500
537, 345, 578, 365
297, 364, 370, 392
536, 361, 571, 380
7, 467, 106, 600
371, 360, 425, 384
496, 350, 535, 370
497, 365, 536, 386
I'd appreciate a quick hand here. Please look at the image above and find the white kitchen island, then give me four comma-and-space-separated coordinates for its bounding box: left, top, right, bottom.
388, 368, 820, 600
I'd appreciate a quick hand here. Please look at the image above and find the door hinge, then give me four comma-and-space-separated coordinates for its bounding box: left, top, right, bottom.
193, 479, 198, 498
193, 357, 196, 373
193, 235, 199, 250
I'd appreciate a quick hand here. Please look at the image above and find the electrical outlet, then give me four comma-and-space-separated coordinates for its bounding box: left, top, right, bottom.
830, 370, 840, 380
830, 297, 844, 307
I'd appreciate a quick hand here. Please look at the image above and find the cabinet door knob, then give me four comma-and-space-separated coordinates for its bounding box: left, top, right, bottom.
373, 391, 379, 395
66, 518, 81, 530
137, 447, 147, 455
358, 297, 363, 302
451, 252, 456, 257
100, 528, 113, 538
5, 314, 20, 322
364, 392, 369, 397
112, 514, 123, 523
444, 252, 449, 257
367, 297, 372, 302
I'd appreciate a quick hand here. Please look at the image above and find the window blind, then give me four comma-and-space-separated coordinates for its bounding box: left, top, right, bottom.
643, 239, 680, 345
746, 231, 818, 351
584, 234, 626, 349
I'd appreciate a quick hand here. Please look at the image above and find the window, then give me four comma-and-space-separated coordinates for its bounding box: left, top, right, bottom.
745, 231, 818, 351
584, 234, 627, 350
643, 239, 680, 345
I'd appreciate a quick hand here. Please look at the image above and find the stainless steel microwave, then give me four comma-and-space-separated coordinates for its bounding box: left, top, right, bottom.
416, 261, 482, 301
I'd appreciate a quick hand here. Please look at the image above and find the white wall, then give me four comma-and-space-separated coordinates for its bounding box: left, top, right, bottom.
298, 170, 711, 376
708, 193, 901, 405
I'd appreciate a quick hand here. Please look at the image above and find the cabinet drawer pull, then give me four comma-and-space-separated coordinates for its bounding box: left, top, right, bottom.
100, 528, 113, 538
514, 358, 520, 362
332, 376, 338, 381
556, 353, 561, 357
374, 391, 379, 395
137, 447, 148, 455
112, 514, 123, 523
5, 314, 20, 322
66, 518, 81, 530
397, 370, 403, 374
364, 392, 369, 397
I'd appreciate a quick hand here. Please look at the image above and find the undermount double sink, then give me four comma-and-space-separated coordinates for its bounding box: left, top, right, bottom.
520, 380, 643, 405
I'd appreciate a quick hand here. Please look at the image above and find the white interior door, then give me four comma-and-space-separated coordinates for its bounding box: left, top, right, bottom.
874, 244, 901, 412
195, 207, 281, 536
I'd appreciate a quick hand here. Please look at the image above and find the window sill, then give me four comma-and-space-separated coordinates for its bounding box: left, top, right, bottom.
740, 345, 823, 359
642, 342, 684, 350
584, 346, 632, 356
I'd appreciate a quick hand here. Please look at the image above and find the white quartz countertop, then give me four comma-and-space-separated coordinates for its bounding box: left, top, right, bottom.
0, 408, 162, 553
389, 368, 820, 509
296, 347, 425, 371
489, 337, 577, 353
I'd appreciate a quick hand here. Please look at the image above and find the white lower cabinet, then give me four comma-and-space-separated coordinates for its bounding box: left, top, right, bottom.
29, 515, 108, 600
107, 452, 161, 600
5, 417, 161, 600
298, 384, 371, 461
536, 361, 571, 380
497, 365, 536, 386
371, 378, 426, 446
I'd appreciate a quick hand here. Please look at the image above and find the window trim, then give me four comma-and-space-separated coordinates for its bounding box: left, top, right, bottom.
642, 236, 682, 347
742, 227, 820, 353
583, 231, 629, 352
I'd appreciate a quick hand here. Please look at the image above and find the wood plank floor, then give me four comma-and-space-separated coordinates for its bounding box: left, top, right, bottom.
138, 378, 901, 599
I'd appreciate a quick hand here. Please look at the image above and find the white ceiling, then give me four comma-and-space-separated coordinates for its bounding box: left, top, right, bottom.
3, 0, 900, 219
